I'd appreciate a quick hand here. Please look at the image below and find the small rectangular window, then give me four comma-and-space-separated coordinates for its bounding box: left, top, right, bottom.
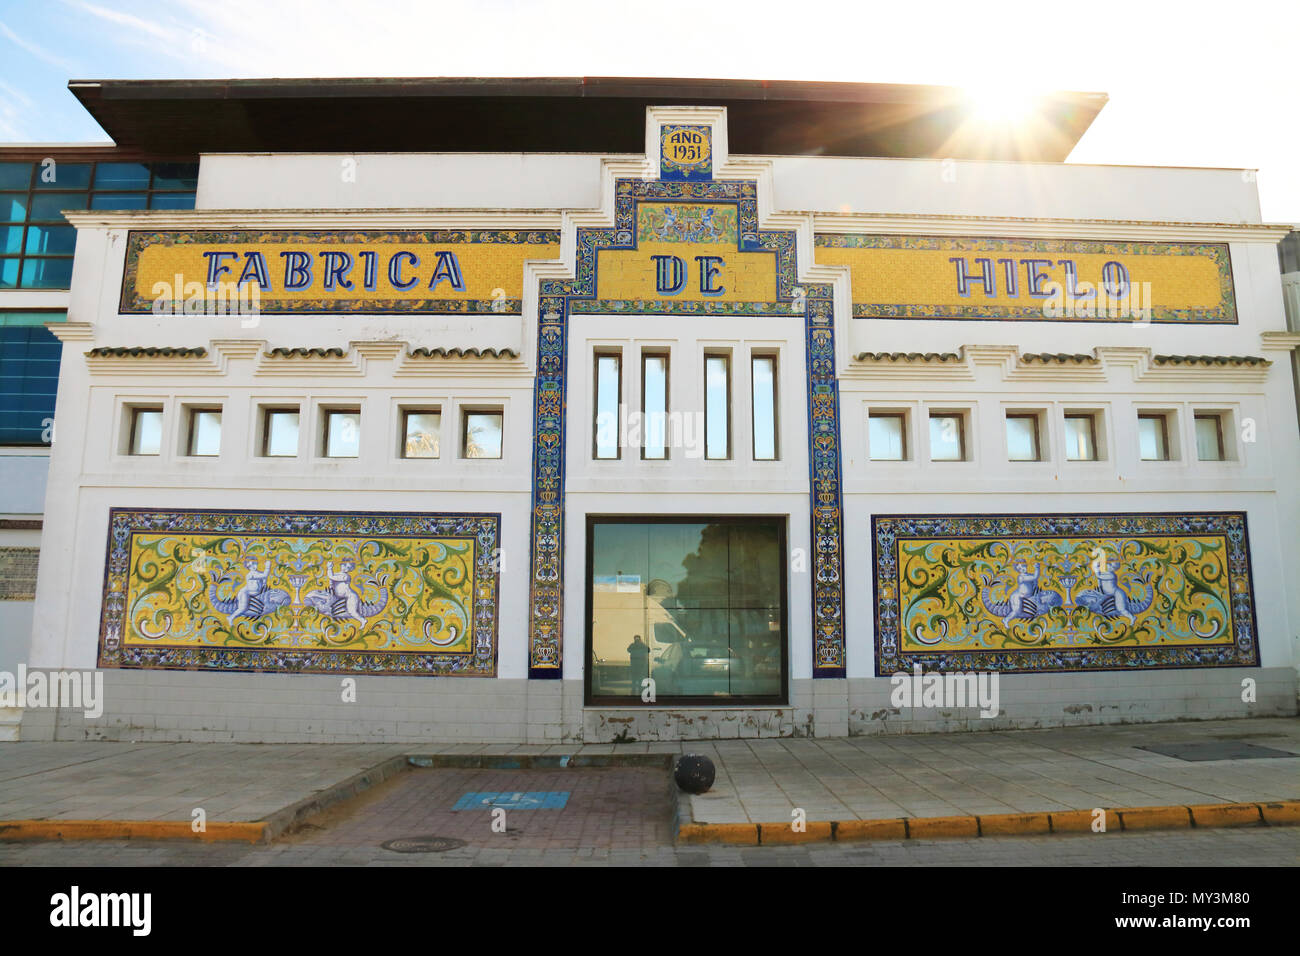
129, 407, 163, 456
464, 410, 503, 459
1006, 414, 1040, 461
929, 413, 964, 461
1194, 414, 1225, 461
751, 355, 777, 461
1064, 414, 1098, 461
1138, 414, 1169, 461
323, 409, 360, 458
402, 409, 440, 459
263, 408, 300, 457
705, 353, 730, 460
188, 408, 222, 457
869, 413, 906, 461
593, 352, 621, 460
642, 352, 668, 460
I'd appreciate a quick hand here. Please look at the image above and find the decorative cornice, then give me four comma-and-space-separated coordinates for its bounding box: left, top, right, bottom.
87, 346, 208, 358
61, 209, 568, 230
409, 346, 519, 359
45, 321, 94, 342
1259, 331, 1300, 352
1151, 354, 1269, 367
811, 212, 1291, 244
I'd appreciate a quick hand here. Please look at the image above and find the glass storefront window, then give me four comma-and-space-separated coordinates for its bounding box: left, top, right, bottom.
587, 517, 786, 704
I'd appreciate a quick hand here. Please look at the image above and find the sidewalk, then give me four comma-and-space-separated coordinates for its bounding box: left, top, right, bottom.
0, 718, 1296, 843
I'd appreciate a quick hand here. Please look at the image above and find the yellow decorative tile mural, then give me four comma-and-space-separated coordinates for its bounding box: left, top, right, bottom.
98, 509, 500, 675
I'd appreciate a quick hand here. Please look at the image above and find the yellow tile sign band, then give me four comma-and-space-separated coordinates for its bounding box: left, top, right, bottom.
595, 203, 776, 303
814, 235, 1236, 323
119, 229, 560, 314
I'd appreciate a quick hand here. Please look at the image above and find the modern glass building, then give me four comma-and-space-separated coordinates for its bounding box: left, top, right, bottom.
7, 77, 1300, 743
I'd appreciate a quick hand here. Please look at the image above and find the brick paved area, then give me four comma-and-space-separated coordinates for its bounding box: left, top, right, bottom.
282, 767, 674, 852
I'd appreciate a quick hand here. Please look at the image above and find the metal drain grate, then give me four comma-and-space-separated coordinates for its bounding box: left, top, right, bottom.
381, 835, 468, 854
1136, 742, 1299, 762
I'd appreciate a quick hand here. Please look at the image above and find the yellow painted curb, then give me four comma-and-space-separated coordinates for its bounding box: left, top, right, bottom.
978, 812, 1053, 836
759, 821, 832, 844
0, 819, 268, 843
906, 815, 979, 839
1189, 803, 1263, 828
1050, 809, 1109, 833
835, 818, 908, 842
1117, 805, 1192, 831
1259, 801, 1300, 825
677, 823, 758, 845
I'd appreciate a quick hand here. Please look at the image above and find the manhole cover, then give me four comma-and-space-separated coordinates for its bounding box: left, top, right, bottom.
380, 835, 468, 854
1136, 742, 1299, 762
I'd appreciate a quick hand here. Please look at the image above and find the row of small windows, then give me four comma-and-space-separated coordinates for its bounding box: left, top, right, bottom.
124, 403, 504, 460
867, 408, 1235, 463
591, 347, 779, 461
0, 160, 198, 289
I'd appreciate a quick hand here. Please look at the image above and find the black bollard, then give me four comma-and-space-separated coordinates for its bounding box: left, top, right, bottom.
674, 753, 716, 794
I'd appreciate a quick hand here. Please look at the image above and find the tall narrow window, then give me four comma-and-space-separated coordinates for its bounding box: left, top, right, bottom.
593, 352, 621, 460
402, 409, 440, 459
463, 410, 503, 459
1064, 414, 1098, 461
129, 407, 163, 456
1138, 413, 1169, 461
323, 408, 360, 458
1006, 414, 1041, 461
929, 413, 965, 461
263, 408, 300, 457
869, 413, 906, 461
642, 352, 668, 460
704, 353, 730, 460
188, 408, 222, 457
1194, 413, 1225, 461
751, 354, 777, 461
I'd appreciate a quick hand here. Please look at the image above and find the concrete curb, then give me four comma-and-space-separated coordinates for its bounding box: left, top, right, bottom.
674, 800, 1300, 846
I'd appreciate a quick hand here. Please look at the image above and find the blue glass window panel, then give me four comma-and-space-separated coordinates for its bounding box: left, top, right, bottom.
0, 163, 32, 190
0, 326, 62, 444
92, 162, 150, 189
33, 163, 92, 189
29, 192, 87, 220
149, 163, 199, 189
0, 259, 18, 288
91, 193, 147, 211
149, 192, 196, 210
25, 224, 75, 255
21, 258, 74, 288
2, 196, 26, 223
0, 225, 23, 254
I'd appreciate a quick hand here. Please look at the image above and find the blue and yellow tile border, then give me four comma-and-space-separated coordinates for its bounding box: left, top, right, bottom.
526, 177, 847, 678
872, 511, 1261, 675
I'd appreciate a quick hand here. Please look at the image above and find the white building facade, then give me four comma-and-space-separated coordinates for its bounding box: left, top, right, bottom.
18, 99, 1300, 743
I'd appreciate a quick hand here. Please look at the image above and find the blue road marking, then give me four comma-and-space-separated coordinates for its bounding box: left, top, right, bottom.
452, 791, 570, 810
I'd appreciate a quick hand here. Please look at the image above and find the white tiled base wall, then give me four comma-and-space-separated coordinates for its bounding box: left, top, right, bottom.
16, 667, 1297, 743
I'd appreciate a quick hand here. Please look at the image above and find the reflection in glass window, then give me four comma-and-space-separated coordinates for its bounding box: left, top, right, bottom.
188, 409, 222, 457
929, 413, 964, 461
593, 353, 620, 459
1064, 414, 1097, 461
1138, 414, 1169, 461
704, 354, 730, 460
1195, 414, 1225, 461
464, 411, 503, 459
129, 408, 163, 456
751, 355, 777, 460
869, 413, 905, 461
93, 163, 151, 190
0, 162, 32, 190
642, 353, 668, 460
1006, 414, 1040, 461
403, 410, 440, 458
324, 409, 360, 458
264, 409, 300, 457
588, 518, 785, 703
24, 224, 76, 255
32, 163, 91, 190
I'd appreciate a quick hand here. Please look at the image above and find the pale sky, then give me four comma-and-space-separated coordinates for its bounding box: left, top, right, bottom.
1, 0, 1297, 223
